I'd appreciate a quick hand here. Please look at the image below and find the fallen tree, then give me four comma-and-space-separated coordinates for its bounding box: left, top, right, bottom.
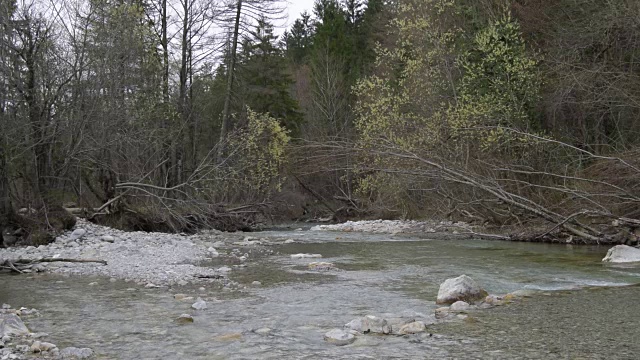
0, 258, 107, 273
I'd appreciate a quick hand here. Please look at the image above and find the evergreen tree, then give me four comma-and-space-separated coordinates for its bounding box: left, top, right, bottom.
237, 17, 302, 134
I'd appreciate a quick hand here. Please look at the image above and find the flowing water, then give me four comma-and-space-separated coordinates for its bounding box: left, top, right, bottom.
2, 230, 640, 359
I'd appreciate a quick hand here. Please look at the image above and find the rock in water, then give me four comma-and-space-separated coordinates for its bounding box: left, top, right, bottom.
290, 253, 322, 259
323, 329, 356, 346
31, 341, 57, 353
450, 301, 471, 312
69, 228, 87, 240
0, 314, 29, 337
602, 245, 640, 263
176, 314, 194, 324
191, 297, 207, 310
436, 275, 488, 305
60, 347, 94, 359
344, 315, 392, 334
398, 321, 427, 334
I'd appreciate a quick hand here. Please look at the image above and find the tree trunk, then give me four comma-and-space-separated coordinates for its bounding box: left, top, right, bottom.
0, 141, 13, 248
217, 0, 242, 164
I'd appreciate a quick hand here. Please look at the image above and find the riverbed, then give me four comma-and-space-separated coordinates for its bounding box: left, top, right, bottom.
2, 228, 639, 359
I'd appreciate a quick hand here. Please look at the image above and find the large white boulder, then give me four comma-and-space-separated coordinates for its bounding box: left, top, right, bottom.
602, 245, 640, 263
436, 275, 488, 305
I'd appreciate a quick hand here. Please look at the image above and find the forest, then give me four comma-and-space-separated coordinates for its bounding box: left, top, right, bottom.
1, 0, 640, 246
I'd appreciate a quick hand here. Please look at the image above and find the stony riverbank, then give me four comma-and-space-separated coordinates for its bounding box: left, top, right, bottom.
0, 219, 288, 287
310, 219, 473, 234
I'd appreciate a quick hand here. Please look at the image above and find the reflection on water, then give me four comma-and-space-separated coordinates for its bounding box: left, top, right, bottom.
1, 231, 639, 359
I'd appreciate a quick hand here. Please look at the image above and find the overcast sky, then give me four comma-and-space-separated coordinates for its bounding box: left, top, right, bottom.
281, 0, 315, 32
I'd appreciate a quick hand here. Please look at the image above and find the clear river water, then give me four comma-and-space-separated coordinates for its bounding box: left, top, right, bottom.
2, 229, 640, 359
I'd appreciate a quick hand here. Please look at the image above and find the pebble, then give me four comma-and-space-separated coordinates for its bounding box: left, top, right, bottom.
251, 281, 262, 286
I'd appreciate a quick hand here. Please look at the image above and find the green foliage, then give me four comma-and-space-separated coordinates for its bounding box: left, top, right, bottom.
450, 12, 542, 155
228, 108, 291, 193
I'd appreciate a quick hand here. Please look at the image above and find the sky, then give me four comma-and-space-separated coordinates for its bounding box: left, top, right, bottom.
282, 0, 316, 32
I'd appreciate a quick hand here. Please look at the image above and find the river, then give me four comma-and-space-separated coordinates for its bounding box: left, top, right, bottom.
2, 229, 639, 359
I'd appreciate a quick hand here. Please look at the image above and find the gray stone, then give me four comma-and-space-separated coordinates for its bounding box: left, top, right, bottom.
31, 341, 57, 353
344, 315, 391, 334
436, 275, 488, 305
254, 327, 272, 335
0, 314, 29, 337
100, 235, 115, 243
191, 297, 207, 310
450, 301, 471, 312
60, 347, 94, 359
602, 245, 640, 263
324, 329, 356, 346
69, 229, 87, 240
398, 321, 427, 334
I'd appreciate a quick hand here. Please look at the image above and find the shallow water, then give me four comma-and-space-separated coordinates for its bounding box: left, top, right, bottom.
2, 230, 640, 359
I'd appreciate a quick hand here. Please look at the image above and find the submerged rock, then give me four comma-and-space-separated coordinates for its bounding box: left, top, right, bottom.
0, 314, 29, 337
60, 347, 94, 359
602, 245, 640, 263
434, 307, 451, 320
344, 315, 392, 334
308, 262, 335, 271
436, 275, 488, 305
214, 333, 243, 341
176, 314, 194, 324
324, 329, 356, 346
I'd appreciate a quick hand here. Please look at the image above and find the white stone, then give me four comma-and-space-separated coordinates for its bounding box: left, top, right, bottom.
344, 315, 391, 334
100, 235, 115, 243
436, 275, 488, 305
398, 321, 427, 334
69, 229, 87, 240
602, 245, 640, 263
450, 301, 471, 312
290, 253, 322, 259
284, 239, 295, 244
217, 266, 232, 273
191, 297, 207, 310
323, 329, 356, 346
254, 327, 271, 335
251, 281, 262, 286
